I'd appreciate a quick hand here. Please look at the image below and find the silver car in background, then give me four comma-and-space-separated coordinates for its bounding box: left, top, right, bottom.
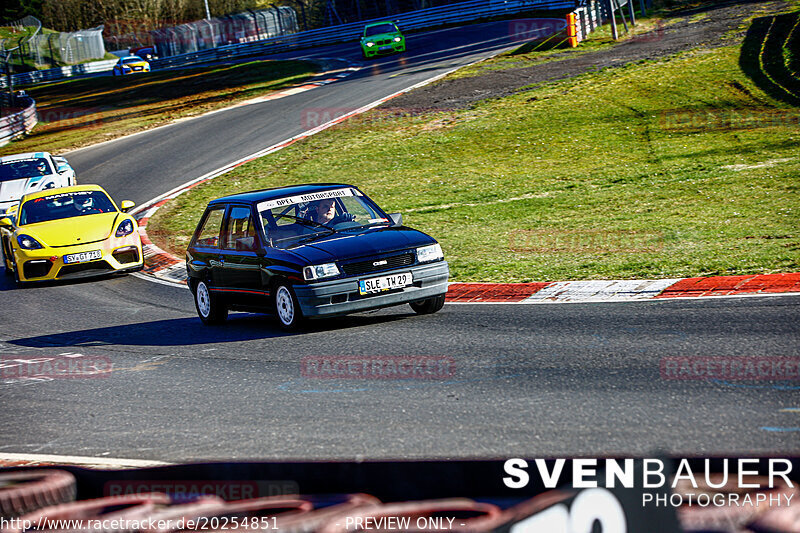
0, 152, 76, 217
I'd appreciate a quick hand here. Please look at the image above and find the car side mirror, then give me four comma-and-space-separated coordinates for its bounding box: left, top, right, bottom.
389, 213, 403, 226
120, 200, 135, 212
0, 217, 13, 228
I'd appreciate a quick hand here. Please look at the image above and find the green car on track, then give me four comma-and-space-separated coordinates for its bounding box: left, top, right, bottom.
360, 21, 406, 59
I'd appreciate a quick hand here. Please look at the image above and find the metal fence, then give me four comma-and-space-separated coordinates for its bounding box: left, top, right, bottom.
0, 15, 41, 50
0, 96, 37, 147
28, 27, 107, 66
151, 0, 575, 68
4, 0, 576, 87
2, 20, 106, 71
148, 7, 298, 58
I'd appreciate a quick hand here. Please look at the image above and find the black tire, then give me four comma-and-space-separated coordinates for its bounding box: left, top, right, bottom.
410, 294, 445, 315
2, 238, 13, 276
273, 282, 303, 331
10, 255, 26, 288
192, 279, 227, 324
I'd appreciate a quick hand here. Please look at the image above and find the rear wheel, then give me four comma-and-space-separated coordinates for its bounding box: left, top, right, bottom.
193, 279, 227, 324
410, 294, 445, 315
274, 282, 302, 331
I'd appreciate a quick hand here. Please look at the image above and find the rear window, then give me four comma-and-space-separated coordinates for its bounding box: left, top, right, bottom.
193, 207, 225, 248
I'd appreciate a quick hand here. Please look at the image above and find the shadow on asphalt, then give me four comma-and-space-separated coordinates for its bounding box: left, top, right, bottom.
6, 310, 415, 347
0, 266, 134, 291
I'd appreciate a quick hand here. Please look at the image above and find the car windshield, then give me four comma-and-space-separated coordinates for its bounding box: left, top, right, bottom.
18, 190, 117, 225
0, 158, 51, 181
257, 188, 389, 248
365, 23, 397, 36
123, 57, 143, 64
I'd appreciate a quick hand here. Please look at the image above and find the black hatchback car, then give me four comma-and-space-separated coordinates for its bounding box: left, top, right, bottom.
186, 184, 450, 329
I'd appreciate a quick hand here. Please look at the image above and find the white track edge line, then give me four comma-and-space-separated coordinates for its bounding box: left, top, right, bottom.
444, 292, 800, 304
66, 58, 358, 156
0, 452, 171, 468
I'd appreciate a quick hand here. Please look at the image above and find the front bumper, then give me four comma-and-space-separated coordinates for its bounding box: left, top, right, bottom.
363, 42, 405, 57
14, 236, 143, 282
294, 260, 448, 318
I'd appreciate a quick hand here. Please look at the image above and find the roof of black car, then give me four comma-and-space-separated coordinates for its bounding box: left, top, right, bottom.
209, 183, 357, 205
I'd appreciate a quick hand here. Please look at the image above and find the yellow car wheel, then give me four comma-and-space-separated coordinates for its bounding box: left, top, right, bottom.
2, 238, 13, 277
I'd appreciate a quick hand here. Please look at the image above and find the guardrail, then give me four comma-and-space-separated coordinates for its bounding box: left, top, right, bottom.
1, 59, 118, 88
4, 0, 575, 87
0, 96, 37, 147
151, 0, 575, 69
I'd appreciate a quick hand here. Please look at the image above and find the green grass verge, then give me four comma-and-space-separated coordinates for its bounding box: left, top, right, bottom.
149, 44, 799, 283
0, 60, 317, 155
448, 0, 700, 81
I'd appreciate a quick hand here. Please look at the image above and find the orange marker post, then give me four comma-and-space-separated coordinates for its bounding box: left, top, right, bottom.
566, 13, 578, 47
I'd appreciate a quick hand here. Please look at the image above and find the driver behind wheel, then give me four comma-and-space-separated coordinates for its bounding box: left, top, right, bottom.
75, 196, 94, 212
311, 198, 356, 226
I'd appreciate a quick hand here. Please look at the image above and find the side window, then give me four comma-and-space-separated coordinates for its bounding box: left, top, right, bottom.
223, 206, 257, 251
194, 207, 225, 248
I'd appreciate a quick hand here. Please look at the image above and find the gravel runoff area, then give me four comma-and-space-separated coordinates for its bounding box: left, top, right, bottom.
389, 0, 794, 111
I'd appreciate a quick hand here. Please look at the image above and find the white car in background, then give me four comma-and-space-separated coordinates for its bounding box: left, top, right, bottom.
0, 152, 76, 217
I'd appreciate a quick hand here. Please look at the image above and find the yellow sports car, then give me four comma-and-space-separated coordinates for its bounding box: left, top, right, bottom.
0, 184, 143, 286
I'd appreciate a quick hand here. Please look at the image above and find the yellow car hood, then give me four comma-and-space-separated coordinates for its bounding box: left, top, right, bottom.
24, 213, 121, 247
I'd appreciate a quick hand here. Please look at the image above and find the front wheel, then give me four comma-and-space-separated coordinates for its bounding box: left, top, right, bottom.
193, 279, 227, 325
2, 238, 13, 276
274, 283, 302, 331
410, 294, 445, 315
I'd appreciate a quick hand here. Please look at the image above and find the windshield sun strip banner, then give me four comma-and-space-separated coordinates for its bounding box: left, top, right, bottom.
257, 188, 360, 212
32, 190, 94, 203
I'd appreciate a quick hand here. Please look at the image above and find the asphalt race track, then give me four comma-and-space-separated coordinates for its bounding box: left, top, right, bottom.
1, 21, 799, 461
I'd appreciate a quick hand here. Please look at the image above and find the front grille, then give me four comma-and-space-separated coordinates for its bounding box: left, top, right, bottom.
377, 39, 389, 45
23, 260, 52, 279
112, 247, 139, 265
342, 253, 414, 276
58, 260, 113, 278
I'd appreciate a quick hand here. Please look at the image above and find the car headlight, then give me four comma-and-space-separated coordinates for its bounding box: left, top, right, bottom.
303, 263, 340, 281
115, 219, 134, 237
417, 243, 443, 263
394, 36, 402, 42
17, 234, 43, 250
366, 42, 375, 47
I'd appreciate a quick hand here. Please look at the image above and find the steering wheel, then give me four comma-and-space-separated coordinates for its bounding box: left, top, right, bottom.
78, 204, 102, 214
330, 213, 357, 225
